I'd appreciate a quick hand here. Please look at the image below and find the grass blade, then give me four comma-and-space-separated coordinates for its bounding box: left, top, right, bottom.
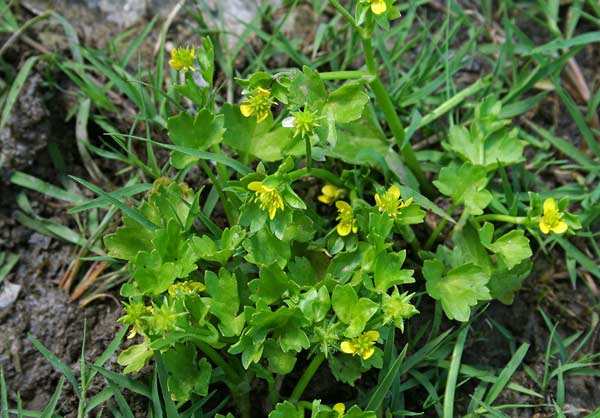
443, 325, 469, 418
28, 335, 80, 398
484, 343, 530, 405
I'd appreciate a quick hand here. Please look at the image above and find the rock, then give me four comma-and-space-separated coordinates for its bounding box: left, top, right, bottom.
0, 282, 21, 309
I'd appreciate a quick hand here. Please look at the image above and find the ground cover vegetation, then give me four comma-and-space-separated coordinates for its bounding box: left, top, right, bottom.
0, 0, 599, 417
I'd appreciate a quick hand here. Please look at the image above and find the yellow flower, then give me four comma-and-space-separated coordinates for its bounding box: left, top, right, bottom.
340, 330, 380, 360
332, 403, 346, 417
368, 0, 387, 15
335, 201, 358, 236
318, 184, 346, 205
248, 181, 285, 220
168, 281, 205, 296
374, 185, 412, 218
168, 46, 196, 72
240, 87, 275, 123
539, 198, 568, 234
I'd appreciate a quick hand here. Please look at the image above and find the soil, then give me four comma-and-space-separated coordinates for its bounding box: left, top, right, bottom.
0, 2, 598, 417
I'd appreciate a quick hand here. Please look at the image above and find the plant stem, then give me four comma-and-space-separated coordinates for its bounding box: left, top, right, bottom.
319, 70, 372, 81
198, 159, 236, 225
425, 205, 456, 250
475, 214, 527, 225
287, 167, 344, 186
328, 0, 363, 33
196, 341, 241, 385
289, 353, 325, 402
362, 36, 435, 197
305, 136, 312, 173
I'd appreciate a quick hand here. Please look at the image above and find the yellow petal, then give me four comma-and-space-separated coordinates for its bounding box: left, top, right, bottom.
364, 330, 380, 341
543, 198, 557, 215
539, 221, 550, 234
336, 200, 352, 212
351, 223, 358, 234
388, 185, 401, 200
371, 0, 387, 15
402, 197, 413, 208
333, 403, 346, 415
256, 110, 270, 124
240, 103, 253, 117
318, 195, 333, 205
257, 87, 271, 97
337, 222, 351, 237
322, 184, 338, 198
362, 347, 375, 360
269, 205, 277, 220
551, 221, 568, 234
374, 194, 383, 208
340, 341, 356, 354
247, 181, 263, 191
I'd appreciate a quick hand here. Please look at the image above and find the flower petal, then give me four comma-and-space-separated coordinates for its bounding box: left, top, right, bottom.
539, 221, 550, 234
240, 103, 253, 117
257, 87, 271, 97
543, 198, 557, 215
257, 110, 270, 124
364, 330, 380, 341
340, 341, 356, 354
337, 222, 352, 237
361, 347, 375, 360
370, 0, 387, 15
388, 185, 401, 200
322, 184, 338, 197
318, 195, 333, 205
247, 181, 263, 191
269, 205, 277, 220
336, 200, 352, 212
333, 403, 346, 416
551, 221, 568, 234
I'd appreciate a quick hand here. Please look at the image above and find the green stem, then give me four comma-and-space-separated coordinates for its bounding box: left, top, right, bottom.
305, 136, 312, 173
319, 70, 373, 81
289, 353, 325, 402
328, 0, 363, 33
196, 341, 242, 385
199, 159, 236, 225
287, 167, 344, 186
361, 37, 435, 197
425, 205, 456, 250
475, 214, 527, 225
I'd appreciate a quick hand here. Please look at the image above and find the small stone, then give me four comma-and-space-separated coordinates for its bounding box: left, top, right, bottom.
0, 282, 21, 309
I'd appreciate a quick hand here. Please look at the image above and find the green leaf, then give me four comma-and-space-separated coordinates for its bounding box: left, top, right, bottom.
117, 341, 153, 374
298, 286, 330, 323
434, 163, 492, 215
222, 104, 303, 162
374, 251, 414, 292
268, 401, 303, 418
131, 250, 177, 295
484, 229, 532, 270
249, 264, 297, 305
445, 97, 526, 170
488, 259, 532, 305
331, 284, 379, 337
162, 343, 211, 401
243, 228, 291, 269
205, 268, 244, 337
324, 83, 369, 124
423, 260, 491, 322
263, 340, 297, 374
168, 109, 225, 169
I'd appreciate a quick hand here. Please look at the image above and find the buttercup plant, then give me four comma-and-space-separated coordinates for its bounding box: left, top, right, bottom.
88, 1, 584, 417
